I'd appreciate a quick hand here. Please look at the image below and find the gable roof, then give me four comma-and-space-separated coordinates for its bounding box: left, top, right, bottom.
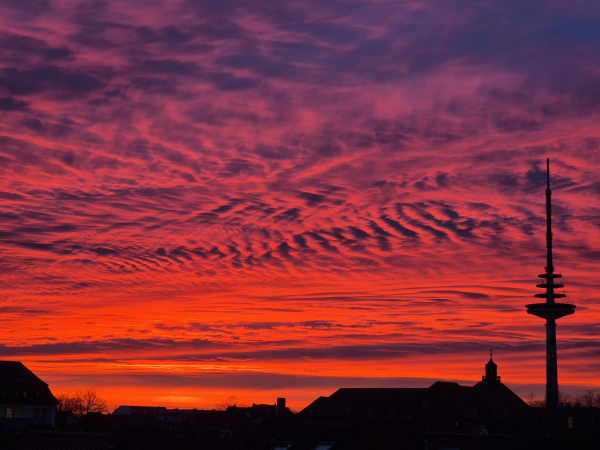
0, 361, 50, 386
0, 361, 58, 405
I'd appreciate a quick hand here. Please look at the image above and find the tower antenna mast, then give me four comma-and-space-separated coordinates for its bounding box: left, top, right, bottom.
526, 159, 576, 408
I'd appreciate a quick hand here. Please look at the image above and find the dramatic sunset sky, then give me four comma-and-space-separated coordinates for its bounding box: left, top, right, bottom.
1, 0, 599, 411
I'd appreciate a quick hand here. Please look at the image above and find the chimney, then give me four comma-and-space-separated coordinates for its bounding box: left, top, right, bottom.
276, 398, 286, 416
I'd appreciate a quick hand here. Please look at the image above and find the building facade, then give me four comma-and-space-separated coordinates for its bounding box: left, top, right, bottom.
0, 361, 58, 430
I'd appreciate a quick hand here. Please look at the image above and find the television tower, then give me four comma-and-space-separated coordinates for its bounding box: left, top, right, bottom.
526, 159, 576, 408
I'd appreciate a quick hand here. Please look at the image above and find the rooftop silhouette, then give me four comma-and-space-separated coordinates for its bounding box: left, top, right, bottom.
299, 357, 529, 422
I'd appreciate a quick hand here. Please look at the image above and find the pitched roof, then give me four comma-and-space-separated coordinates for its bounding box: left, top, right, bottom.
0, 361, 50, 386
299, 380, 528, 419
113, 406, 170, 415
0, 361, 58, 405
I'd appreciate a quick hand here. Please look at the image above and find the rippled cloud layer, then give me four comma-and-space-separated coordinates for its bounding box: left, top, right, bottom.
1, 0, 599, 409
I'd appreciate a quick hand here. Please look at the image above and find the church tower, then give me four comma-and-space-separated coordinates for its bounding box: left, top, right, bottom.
482, 351, 500, 383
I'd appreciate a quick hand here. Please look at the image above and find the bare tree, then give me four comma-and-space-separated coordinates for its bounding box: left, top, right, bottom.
56, 393, 82, 413
558, 391, 572, 405
55, 388, 107, 416
523, 393, 538, 406
78, 388, 107, 415
575, 391, 596, 408
523, 393, 545, 407
215, 396, 249, 411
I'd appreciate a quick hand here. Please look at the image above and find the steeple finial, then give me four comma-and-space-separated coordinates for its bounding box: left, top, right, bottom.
490, 348, 492, 359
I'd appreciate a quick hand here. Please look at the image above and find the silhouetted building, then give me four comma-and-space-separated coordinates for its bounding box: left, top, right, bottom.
298, 358, 528, 431
268, 355, 599, 449
526, 159, 576, 408
112, 405, 172, 421
169, 408, 228, 425
0, 430, 111, 449
0, 361, 58, 430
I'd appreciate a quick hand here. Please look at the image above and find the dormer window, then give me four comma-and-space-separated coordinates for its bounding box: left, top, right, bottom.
23, 392, 27, 397
36, 392, 40, 397
14, 392, 18, 397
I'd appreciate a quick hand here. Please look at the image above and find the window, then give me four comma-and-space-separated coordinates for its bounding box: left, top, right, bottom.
36, 392, 40, 397
34, 408, 40, 419
14, 392, 18, 397
23, 392, 27, 397
6, 408, 12, 418
15, 408, 22, 418
42, 408, 47, 419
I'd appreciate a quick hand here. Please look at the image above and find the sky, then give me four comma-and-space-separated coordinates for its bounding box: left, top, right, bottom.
1, 0, 600, 412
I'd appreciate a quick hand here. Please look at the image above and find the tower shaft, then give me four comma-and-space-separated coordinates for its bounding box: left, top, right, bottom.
546, 319, 558, 407
545, 159, 558, 407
